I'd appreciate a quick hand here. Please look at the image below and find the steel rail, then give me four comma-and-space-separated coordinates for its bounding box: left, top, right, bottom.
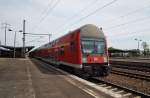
91, 78, 150, 98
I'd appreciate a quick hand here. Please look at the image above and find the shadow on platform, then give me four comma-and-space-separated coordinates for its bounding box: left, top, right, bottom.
30, 58, 66, 75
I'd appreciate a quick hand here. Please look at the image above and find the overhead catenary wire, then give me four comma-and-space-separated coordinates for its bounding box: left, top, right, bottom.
26, 35, 45, 37
57, 0, 118, 33
26, 36, 45, 43
40, 0, 55, 16
55, 0, 99, 30
31, 0, 55, 31
105, 15, 150, 30
101, 5, 150, 37
109, 27, 150, 37
102, 4, 150, 25
32, 0, 117, 38
25, 32, 51, 45
29, 0, 150, 47
109, 28, 150, 40
25, 32, 51, 35
39, 0, 61, 23
32, 0, 61, 31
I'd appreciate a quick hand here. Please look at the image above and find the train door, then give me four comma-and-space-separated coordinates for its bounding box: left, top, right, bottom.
54, 48, 60, 65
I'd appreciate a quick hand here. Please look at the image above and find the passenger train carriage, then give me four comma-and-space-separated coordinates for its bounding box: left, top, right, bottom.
30, 24, 111, 77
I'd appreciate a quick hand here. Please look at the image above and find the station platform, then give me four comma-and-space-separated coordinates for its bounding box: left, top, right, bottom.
0, 58, 112, 98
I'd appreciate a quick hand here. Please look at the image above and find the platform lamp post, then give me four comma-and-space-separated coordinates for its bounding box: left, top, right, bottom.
135, 38, 142, 50
8, 29, 23, 58
135, 38, 142, 56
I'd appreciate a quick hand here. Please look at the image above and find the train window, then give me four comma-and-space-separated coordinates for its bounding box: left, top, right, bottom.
81, 40, 105, 54
95, 41, 105, 54
59, 46, 64, 55
81, 40, 94, 54
70, 42, 75, 52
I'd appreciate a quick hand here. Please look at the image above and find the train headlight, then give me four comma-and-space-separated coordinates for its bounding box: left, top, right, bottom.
82, 57, 87, 63
103, 57, 107, 62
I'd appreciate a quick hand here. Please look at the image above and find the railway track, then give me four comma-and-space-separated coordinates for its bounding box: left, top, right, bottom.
90, 77, 150, 98
111, 68, 150, 81
63, 66, 150, 97
110, 60, 150, 72
111, 64, 150, 72
110, 61, 150, 81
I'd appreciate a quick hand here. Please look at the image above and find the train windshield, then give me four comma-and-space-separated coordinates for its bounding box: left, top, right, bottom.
81, 40, 105, 54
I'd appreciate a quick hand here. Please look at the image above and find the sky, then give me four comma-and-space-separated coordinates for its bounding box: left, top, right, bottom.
0, 0, 150, 50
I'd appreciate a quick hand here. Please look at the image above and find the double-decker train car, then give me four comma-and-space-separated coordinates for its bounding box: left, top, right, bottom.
29, 24, 111, 77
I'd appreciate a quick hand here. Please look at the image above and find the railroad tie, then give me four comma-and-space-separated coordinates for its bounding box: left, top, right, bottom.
115, 90, 124, 94
104, 86, 112, 89
122, 93, 132, 97
110, 88, 118, 91
99, 84, 107, 87
133, 96, 141, 98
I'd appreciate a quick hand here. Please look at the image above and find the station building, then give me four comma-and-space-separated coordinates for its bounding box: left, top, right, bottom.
108, 47, 140, 57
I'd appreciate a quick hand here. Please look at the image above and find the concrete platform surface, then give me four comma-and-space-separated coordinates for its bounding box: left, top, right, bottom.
0, 58, 95, 98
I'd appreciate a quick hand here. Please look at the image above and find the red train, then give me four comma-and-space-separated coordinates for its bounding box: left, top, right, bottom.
30, 24, 111, 77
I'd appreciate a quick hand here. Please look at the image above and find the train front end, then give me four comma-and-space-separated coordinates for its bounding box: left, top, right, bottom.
80, 24, 111, 77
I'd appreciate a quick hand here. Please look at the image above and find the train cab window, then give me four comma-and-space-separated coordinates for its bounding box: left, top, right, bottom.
95, 41, 105, 54
81, 39, 105, 54
60, 46, 64, 55
81, 40, 94, 54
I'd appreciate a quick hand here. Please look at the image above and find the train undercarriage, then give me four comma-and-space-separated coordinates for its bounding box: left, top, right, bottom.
81, 63, 111, 77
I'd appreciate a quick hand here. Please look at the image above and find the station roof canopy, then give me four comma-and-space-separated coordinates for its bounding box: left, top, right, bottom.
108, 47, 139, 53
0, 45, 34, 52
108, 47, 126, 53
0, 45, 34, 58
0, 46, 12, 51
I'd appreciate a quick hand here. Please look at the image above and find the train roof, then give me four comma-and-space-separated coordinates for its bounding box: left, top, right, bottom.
34, 24, 105, 51
79, 24, 105, 39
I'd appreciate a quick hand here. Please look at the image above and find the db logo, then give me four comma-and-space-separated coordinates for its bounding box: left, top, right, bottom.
93, 57, 98, 61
